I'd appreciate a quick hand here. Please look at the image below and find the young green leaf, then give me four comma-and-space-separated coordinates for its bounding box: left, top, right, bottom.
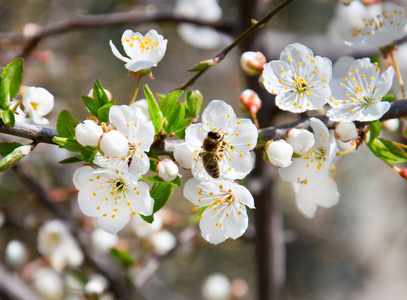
1, 109, 15, 127
368, 138, 407, 163
80, 147, 97, 164
97, 100, 115, 123
140, 182, 174, 223
53, 137, 83, 152
368, 120, 382, 144
59, 156, 82, 164
82, 96, 99, 117
160, 90, 183, 118
56, 110, 79, 139
0, 144, 32, 172
144, 84, 164, 133
141, 175, 181, 187
147, 149, 159, 172
110, 248, 134, 269
184, 89, 203, 118
166, 103, 185, 134
0, 58, 24, 110
93, 80, 109, 106
0, 142, 23, 157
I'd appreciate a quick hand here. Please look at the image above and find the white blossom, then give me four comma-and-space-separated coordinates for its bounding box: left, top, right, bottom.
73, 165, 154, 234
130, 99, 150, 122
157, 158, 179, 182
75, 120, 103, 146
150, 230, 177, 255
201, 273, 231, 300
5, 240, 28, 268
90, 228, 118, 254
110, 29, 167, 73
37, 220, 83, 271
327, 57, 394, 122
286, 128, 315, 155
346, 2, 407, 49
21, 86, 54, 125
184, 178, 255, 244
94, 105, 154, 178
99, 130, 129, 158
266, 139, 293, 168
263, 43, 332, 113
175, 100, 258, 181
33, 268, 64, 300
278, 118, 337, 186
131, 213, 163, 239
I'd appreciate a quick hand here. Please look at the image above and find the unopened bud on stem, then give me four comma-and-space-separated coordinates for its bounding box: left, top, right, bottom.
240, 51, 266, 76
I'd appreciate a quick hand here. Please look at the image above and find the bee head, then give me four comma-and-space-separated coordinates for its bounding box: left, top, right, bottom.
208, 131, 221, 140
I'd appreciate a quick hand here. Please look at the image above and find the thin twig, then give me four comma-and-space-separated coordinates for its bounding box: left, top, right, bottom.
176, 0, 295, 90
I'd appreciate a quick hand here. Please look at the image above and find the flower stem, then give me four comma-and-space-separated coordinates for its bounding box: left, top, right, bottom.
11, 100, 22, 112
129, 78, 141, 105
384, 159, 401, 173
390, 51, 406, 99
336, 142, 357, 156
250, 110, 260, 129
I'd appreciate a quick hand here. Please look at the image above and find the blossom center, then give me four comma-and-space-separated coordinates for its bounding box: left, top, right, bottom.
294, 77, 309, 93
123, 35, 160, 53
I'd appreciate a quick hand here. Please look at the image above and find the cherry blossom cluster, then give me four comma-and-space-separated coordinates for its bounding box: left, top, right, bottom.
174, 100, 258, 244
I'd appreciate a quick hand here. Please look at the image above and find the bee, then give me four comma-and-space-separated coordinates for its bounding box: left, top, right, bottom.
199, 131, 225, 178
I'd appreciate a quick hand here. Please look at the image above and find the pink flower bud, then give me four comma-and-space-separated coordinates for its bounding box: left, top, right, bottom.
335, 122, 357, 142
240, 51, 266, 76
99, 130, 129, 157
266, 139, 293, 168
157, 158, 179, 182
400, 168, 407, 179
240, 89, 262, 113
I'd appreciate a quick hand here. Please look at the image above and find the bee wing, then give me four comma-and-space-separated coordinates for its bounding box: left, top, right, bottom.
192, 153, 213, 181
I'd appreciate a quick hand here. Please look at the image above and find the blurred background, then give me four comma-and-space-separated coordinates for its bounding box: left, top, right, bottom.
1, 0, 407, 299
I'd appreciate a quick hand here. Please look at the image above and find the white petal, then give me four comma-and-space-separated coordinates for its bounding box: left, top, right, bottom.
109, 40, 130, 63
202, 100, 236, 133
200, 209, 228, 245
127, 181, 154, 216
223, 206, 248, 240
97, 200, 131, 234
73, 165, 94, 190
174, 143, 195, 169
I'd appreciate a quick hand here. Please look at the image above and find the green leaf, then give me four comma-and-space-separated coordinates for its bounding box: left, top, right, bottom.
144, 84, 164, 133
368, 120, 382, 144
166, 103, 185, 134
80, 147, 96, 164
0, 144, 31, 172
172, 118, 193, 135
53, 136, 83, 152
156, 93, 166, 102
368, 138, 407, 163
1, 109, 15, 127
0, 58, 23, 110
0, 142, 23, 157
382, 93, 396, 103
141, 182, 174, 223
93, 80, 109, 106
59, 156, 82, 164
82, 96, 99, 117
141, 175, 181, 188
97, 100, 115, 123
56, 110, 79, 139
110, 248, 134, 268
159, 90, 183, 118
184, 90, 203, 118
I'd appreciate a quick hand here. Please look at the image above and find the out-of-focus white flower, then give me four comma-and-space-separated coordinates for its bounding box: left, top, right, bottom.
240, 51, 267, 76
75, 120, 103, 146
33, 268, 64, 300
175, 100, 258, 181
266, 139, 293, 168
150, 230, 177, 255
327, 57, 394, 122
37, 220, 83, 271
292, 174, 340, 218
21, 86, 54, 125
94, 105, 154, 178
5, 240, 28, 268
278, 118, 337, 185
335, 122, 358, 142
286, 128, 315, 155
184, 178, 255, 244
201, 273, 231, 300
157, 158, 179, 182
99, 130, 129, 158
73, 165, 154, 234
346, 2, 407, 49
90, 228, 118, 254
174, 0, 224, 50
263, 43, 332, 113
84, 275, 108, 297
110, 29, 167, 73
240, 89, 262, 113
131, 213, 163, 239
382, 118, 399, 132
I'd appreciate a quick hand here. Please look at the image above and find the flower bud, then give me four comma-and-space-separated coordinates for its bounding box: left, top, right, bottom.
201, 273, 231, 300
335, 122, 357, 142
75, 120, 103, 146
240, 89, 262, 113
88, 88, 113, 101
400, 168, 407, 180
266, 139, 293, 168
240, 51, 266, 76
286, 128, 315, 155
157, 158, 179, 182
99, 130, 129, 157
84, 275, 108, 297
5, 240, 28, 268
174, 144, 194, 169
185, 90, 204, 118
